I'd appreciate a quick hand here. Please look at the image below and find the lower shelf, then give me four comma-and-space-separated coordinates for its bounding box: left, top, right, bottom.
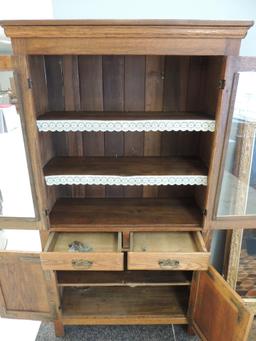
49, 198, 202, 231
61, 286, 189, 325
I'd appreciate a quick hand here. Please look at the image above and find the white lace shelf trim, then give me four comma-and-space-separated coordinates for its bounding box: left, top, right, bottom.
37, 119, 215, 132
45, 175, 208, 186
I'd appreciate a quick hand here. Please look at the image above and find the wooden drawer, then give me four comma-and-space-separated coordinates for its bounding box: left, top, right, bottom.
128, 232, 210, 271
40, 232, 123, 271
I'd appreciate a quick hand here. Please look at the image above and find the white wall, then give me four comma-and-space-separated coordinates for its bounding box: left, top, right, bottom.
0, 0, 53, 19
1, 0, 255, 55
0, 0, 54, 53
52, 0, 256, 56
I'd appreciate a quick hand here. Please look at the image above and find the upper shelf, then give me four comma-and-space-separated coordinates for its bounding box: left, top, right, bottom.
37, 112, 215, 132
44, 156, 208, 186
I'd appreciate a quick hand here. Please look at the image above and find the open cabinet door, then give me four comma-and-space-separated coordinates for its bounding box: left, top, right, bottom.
206, 57, 256, 229
0, 55, 40, 228
0, 56, 54, 320
190, 266, 253, 341
0, 251, 55, 320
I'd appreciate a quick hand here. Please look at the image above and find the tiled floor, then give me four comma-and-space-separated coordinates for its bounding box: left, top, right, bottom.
0, 319, 255, 340
36, 320, 256, 340
36, 324, 199, 341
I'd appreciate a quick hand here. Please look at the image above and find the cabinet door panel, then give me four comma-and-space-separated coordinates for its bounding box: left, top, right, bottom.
0, 55, 38, 228
190, 266, 253, 341
0, 251, 54, 320
208, 57, 256, 229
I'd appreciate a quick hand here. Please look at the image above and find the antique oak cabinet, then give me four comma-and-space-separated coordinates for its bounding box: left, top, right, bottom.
0, 20, 255, 340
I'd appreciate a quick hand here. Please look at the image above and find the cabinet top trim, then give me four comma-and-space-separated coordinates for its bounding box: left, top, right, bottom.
1, 19, 253, 39
0, 19, 254, 26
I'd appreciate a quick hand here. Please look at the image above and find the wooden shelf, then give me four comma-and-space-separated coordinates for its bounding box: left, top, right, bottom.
57, 270, 192, 287
61, 286, 189, 324
37, 111, 215, 132
49, 198, 203, 231
44, 156, 208, 186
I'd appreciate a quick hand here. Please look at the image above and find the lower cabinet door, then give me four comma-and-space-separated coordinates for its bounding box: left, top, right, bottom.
40, 232, 124, 271
190, 265, 253, 341
0, 251, 55, 320
128, 232, 210, 270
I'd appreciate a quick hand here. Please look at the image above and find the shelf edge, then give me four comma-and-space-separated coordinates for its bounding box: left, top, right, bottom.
37, 119, 215, 132
45, 175, 208, 186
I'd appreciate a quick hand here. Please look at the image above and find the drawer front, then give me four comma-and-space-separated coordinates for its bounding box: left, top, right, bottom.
128, 252, 209, 271
40, 252, 124, 271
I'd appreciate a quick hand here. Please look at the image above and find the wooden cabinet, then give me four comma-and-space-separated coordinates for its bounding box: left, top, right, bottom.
0, 20, 255, 340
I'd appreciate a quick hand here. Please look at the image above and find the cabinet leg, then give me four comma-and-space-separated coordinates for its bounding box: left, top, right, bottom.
187, 325, 195, 336
54, 320, 64, 337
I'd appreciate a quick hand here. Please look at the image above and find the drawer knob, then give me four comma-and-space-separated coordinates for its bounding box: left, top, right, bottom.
158, 259, 180, 268
71, 259, 93, 269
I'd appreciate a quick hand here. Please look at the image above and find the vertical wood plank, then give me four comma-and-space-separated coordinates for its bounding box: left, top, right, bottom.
79, 56, 105, 198
161, 56, 194, 196
186, 57, 206, 112
79, 56, 103, 111
158, 185, 195, 198
163, 56, 190, 111
44, 56, 64, 111
63, 56, 84, 197
83, 131, 105, 198
144, 56, 164, 197
161, 131, 199, 157
103, 56, 124, 197
124, 56, 145, 197
161, 56, 191, 160
63, 56, 80, 111
29, 56, 48, 116
124, 56, 145, 112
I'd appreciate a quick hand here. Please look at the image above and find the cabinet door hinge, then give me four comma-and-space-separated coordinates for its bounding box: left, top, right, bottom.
203, 209, 207, 216
218, 79, 226, 90
27, 78, 33, 89
45, 209, 49, 217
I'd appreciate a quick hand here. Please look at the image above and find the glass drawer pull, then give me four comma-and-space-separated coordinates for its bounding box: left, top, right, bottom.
158, 259, 180, 268
71, 259, 93, 269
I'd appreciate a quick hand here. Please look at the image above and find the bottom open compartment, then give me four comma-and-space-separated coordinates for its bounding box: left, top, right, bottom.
60, 285, 189, 325
57, 270, 191, 324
